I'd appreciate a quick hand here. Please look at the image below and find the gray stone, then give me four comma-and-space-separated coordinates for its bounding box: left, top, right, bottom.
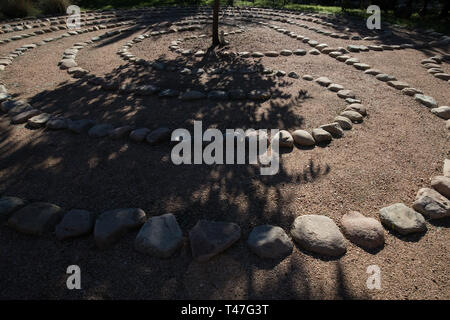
135, 85, 159, 96
375, 74, 396, 82
388, 81, 410, 90
291, 215, 347, 256
308, 49, 320, 55
364, 69, 382, 75
413, 188, 450, 219
430, 106, 450, 119
248, 90, 270, 100
181, 90, 205, 100
208, 90, 228, 100
333, 116, 353, 130
265, 51, 279, 57
55, 209, 95, 240
109, 125, 133, 139
328, 84, 344, 92
434, 73, 450, 81
292, 130, 315, 146
302, 74, 313, 81
414, 94, 437, 108
59, 59, 77, 69
345, 103, 367, 116
288, 71, 299, 79
146, 127, 171, 145
130, 128, 150, 142
88, 124, 114, 138
247, 225, 293, 259
341, 211, 385, 249
340, 110, 363, 123
312, 128, 332, 143
401, 88, 422, 96
8, 202, 64, 236
229, 89, 246, 100
320, 122, 344, 138
353, 63, 371, 70
46, 117, 69, 130
11, 109, 40, 124
0, 196, 25, 222
315, 77, 332, 86
294, 49, 306, 55
94, 208, 146, 249
431, 176, 450, 198
2, 100, 30, 114
134, 213, 183, 258
68, 119, 95, 133
159, 89, 179, 98
271, 130, 293, 148
189, 220, 241, 262
379, 203, 426, 235
27, 113, 50, 128
345, 58, 360, 65
337, 89, 355, 99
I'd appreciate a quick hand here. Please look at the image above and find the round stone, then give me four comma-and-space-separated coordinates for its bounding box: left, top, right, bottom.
247, 225, 293, 259
379, 203, 426, 235
340, 110, 363, 123
88, 123, 114, 138
341, 211, 385, 249
27, 113, 50, 128
55, 209, 95, 240
334, 116, 353, 130
312, 128, 332, 143
302, 74, 313, 81
271, 130, 294, 148
292, 130, 315, 146
130, 128, 151, 142
430, 106, 450, 119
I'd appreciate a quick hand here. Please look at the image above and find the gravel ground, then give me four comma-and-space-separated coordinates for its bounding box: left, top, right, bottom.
0, 11, 449, 300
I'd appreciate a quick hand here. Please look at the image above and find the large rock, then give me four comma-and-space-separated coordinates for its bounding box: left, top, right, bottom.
109, 125, 133, 139
94, 208, 146, 249
129, 128, 150, 142
333, 116, 353, 130
414, 94, 437, 108
46, 117, 69, 130
134, 213, 183, 258
55, 209, 95, 240
59, 59, 77, 69
320, 122, 344, 138
0, 196, 26, 222
315, 77, 332, 86
8, 202, 64, 236
430, 106, 450, 120
291, 215, 346, 256
312, 128, 332, 143
88, 124, 114, 138
292, 130, 315, 146
11, 109, 40, 124
431, 176, 450, 198
189, 220, 241, 262
181, 90, 206, 101
337, 89, 355, 99
345, 103, 367, 116
340, 110, 363, 123
379, 203, 426, 235
247, 225, 293, 259
146, 127, 171, 145
28, 113, 50, 128
271, 130, 293, 148
68, 119, 95, 133
412, 188, 450, 219
341, 211, 384, 249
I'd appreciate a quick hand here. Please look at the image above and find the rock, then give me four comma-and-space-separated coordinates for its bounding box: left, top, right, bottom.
276, 70, 286, 77
59, 59, 77, 69
328, 84, 344, 92
46, 117, 69, 130
292, 130, 315, 146
434, 73, 450, 81
334, 116, 353, 130
337, 89, 355, 99
347, 45, 360, 52
353, 63, 371, 70
364, 69, 382, 75
315, 77, 332, 86
181, 90, 205, 101
346, 98, 361, 104
379, 203, 426, 235
312, 128, 332, 143
159, 89, 179, 98
130, 128, 151, 142
265, 51, 279, 57
2, 100, 30, 114
340, 110, 363, 123
248, 90, 270, 100
228, 89, 246, 100
320, 122, 344, 138
68, 119, 95, 133
308, 49, 320, 55
431, 176, 450, 198
280, 49, 292, 56
247, 225, 293, 259
375, 74, 396, 82
208, 90, 228, 100
401, 88, 422, 96
134, 213, 183, 258
430, 106, 450, 119
0, 85, 7, 94
108, 125, 133, 139
251, 52, 264, 57
11, 109, 40, 124
88, 123, 114, 138
146, 127, 171, 145
302, 74, 313, 81
135, 85, 159, 96
345, 103, 367, 116
294, 49, 306, 55
341, 211, 384, 249
388, 81, 410, 90
444, 159, 450, 177
271, 130, 293, 148
413, 188, 450, 219
189, 220, 241, 262
27, 113, 50, 128
55, 209, 95, 240
414, 94, 437, 108
0, 196, 25, 222
94, 208, 146, 249
291, 215, 346, 256
8, 202, 64, 236
288, 71, 299, 79
67, 67, 88, 78
345, 58, 359, 65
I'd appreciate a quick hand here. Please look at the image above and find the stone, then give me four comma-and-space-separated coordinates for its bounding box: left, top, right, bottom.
11, 109, 40, 124
27, 113, 50, 128
46, 117, 69, 130
320, 122, 344, 138
109, 125, 133, 139
159, 89, 179, 98
328, 84, 344, 92
334, 116, 353, 130
347, 45, 360, 52
292, 130, 315, 146
247, 225, 293, 259
353, 63, 371, 70
302, 74, 313, 81
0, 196, 25, 222
431, 176, 450, 198
379, 203, 426, 235
280, 49, 293, 56
55, 209, 95, 240
271, 130, 294, 148
288, 71, 299, 79
146, 127, 171, 145
375, 74, 396, 82
94, 208, 146, 249
340, 110, 363, 123
346, 98, 361, 104
8, 202, 64, 236
0, 85, 7, 94
248, 90, 270, 100
67, 67, 88, 78
315, 77, 332, 86
337, 89, 355, 99
308, 49, 320, 55
59, 59, 77, 69
402, 88, 422, 96
189, 220, 241, 262
68, 119, 95, 133
130, 128, 151, 142
265, 51, 279, 57
434, 73, 450, 81
251, 52, 264, 58
208, 90, 228, 100
0, 93, 9, 102
444, 159, 450, 177
1, 100, 30, 114
181, 90, 205, 100
345, 58, 359, 65
413, 188, 450, 219
294, 49, 306, 55
341, 211, 384, 249
388, 81, 410, 90
291, 215, 346, 256
414, 94, 437, 108
312, 128, 332, 143
134, 213, 183, 258
364, 69, 382, 75
345, 103, 367, 116
228, 89, 246, 100
135, 85, 159, 96
88, 124, 114, 138
430, 106, 450, 119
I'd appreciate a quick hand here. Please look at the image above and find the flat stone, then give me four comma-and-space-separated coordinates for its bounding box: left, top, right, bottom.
247, 225, 293, 259
312, 128, 332, 143
320, 122, 344, 138
135, 213, 183, 258
159, 89, 179, 98
251, 52, 264, 57
146, 127, 171, 145
388, 81, 410, 90
265, 51, 279, 57
248, 90, 270, 100
0, 196, 25, 222
59, 59, 77, 69
94, 208, 146, 249
402, 88, 422, 96
334, 116, 353, 130
293, 49, 306, 55
364, 69, 382, 75
189, 220, 241, 262
109, 125, 133, 139
135, 85, 159, 96
280, 49, 293, 56
8, 202, 64, 236
228, 89, 246, 100
46, 117, 69, 130
434, 73, 450, 81
340, 110, 363, 123
379, 203, 426, 235
431, 176, 450, 198
68, 119, 95, 133
55, 209, 95, 240
181, 90, 205, 100
130, 128, 151, 142
27, 113, 50, 128
375, 74, 396, 82
345, 58, 360, 65
431, 106, 450, 119
2, 100, 30, 114
315, 77, 332, 86
11, 109, 40, 124
353, 63, 371, 70
291, 215, 347, 256
413, 188, 450, 219
302, 74, 313, 81
414, 94, 437, 108
308, 49, 320, 55
88, 123, 114, 138
288, 71, 299, 79
271, 130, 294, 148
208, 90, 228, 100
345, 103, 367, 116
337, 89, 355, 99
292, 130, 315, 146
341, 211, 385, 249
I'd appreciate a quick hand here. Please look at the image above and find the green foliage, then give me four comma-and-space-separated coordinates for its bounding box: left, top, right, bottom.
0, 0, 39, 18
38, 0, 72, 15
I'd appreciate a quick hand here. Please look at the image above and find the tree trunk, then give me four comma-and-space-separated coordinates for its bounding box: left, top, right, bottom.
212, 0, 220, 47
